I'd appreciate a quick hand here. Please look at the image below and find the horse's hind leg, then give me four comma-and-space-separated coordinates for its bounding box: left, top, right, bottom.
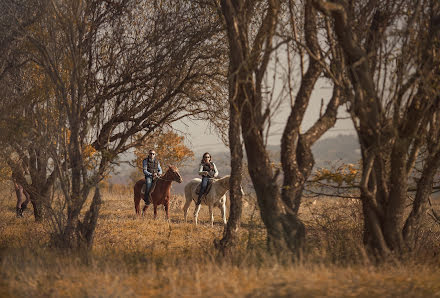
134, 197, 141, 216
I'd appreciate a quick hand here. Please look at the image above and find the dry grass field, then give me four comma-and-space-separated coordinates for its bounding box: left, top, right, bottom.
1, 184, 440, 297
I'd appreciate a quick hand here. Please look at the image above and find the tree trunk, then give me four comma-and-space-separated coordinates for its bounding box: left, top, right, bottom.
215, 91, 244, 255
30, 194, 44, 222
403, 150, 440, 247
220, 0, 307, 256
383, 141, 410, 252
241, 112, 294, 254
55, 187, 100, 250
78, 187, 102, 249
360, 195, 390, 258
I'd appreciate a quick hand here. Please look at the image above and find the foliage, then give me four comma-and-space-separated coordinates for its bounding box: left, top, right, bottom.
305, 162, 361, 200
312, 163, 359, 187
134, 130, 194, 170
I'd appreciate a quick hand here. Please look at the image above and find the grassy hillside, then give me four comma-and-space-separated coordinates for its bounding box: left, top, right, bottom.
1, 185, 440, 297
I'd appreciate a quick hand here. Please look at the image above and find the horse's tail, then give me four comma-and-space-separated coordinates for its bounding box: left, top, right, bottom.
133, 179, 145, 200
133, 179, 146, 215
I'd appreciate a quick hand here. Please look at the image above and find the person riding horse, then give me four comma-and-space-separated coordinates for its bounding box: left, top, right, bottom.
196, 152, 218, 206
142, 150, 162, 205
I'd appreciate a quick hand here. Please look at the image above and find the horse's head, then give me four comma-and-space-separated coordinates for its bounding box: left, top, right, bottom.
218, 175, 245, 195
166, 165, 183, 183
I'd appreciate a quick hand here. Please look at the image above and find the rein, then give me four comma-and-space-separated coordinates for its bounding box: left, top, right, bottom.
157, 176, 174, 182
157, 173, 179, 182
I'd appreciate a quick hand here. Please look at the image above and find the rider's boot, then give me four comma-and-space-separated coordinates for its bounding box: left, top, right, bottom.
196, 193, 203, 206
144, 190, 151, 206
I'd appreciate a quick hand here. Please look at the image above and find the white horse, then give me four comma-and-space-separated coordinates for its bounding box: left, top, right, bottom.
183, 175, 232, 226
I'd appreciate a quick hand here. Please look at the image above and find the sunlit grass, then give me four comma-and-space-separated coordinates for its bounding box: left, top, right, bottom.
1, 187, 440, 297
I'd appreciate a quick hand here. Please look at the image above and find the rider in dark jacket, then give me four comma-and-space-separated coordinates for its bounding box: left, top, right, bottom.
142, 150, 162, 205
196, 152, 218, 205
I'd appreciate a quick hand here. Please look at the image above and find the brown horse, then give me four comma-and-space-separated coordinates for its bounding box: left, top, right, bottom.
133, 165, 182, 219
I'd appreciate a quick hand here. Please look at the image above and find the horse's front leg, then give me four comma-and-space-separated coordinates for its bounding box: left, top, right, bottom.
194, 203, 201, 225
165, 201, 170, 221
208, 204, 214, 227
183, 198, 192, 223
153, 204, 158, 220
135, 198, 141, 216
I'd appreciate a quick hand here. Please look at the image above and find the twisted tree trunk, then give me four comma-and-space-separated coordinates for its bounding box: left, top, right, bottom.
215, 67, 244, 255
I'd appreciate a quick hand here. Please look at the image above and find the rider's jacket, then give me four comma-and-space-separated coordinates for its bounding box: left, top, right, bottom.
143, 157, 162, 178
199, 162, 218, 178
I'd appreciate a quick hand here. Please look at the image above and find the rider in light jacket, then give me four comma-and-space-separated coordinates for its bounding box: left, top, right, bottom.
196, 152, 218, 205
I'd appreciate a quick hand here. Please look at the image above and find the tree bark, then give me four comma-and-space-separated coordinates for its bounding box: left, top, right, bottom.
29, 194, 44, 222
403, 148, 440, 247
58, 187, 99, 250
78, 187, 102, 250
215, 65, 244, 256
220, 0, 299, 255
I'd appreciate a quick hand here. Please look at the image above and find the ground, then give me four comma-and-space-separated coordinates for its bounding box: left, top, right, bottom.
1, 187, 440, 297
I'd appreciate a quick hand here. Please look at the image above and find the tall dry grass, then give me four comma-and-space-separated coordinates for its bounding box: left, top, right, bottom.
1, 184, 440, 297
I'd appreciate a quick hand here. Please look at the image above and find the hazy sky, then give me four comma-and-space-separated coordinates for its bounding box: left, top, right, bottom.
173, 79, 355, 155
113, 81, 356, 182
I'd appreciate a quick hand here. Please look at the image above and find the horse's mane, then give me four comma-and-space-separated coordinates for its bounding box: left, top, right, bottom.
168, 165, 178, 171
162, 165, 177, 177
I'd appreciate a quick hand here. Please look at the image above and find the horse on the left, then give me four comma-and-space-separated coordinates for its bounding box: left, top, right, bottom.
133, 165, 183, 219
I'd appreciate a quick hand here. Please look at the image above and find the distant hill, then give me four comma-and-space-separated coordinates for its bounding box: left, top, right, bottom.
312, 134, 360, 168
110, 134, 360, 194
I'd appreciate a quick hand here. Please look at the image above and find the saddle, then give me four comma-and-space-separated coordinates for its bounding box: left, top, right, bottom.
141, 178, 158, 197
